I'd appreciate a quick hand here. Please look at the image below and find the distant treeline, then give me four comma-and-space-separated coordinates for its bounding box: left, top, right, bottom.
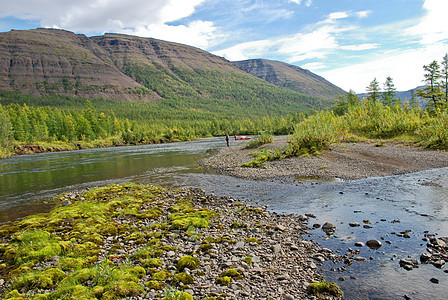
0, 92, 306, 157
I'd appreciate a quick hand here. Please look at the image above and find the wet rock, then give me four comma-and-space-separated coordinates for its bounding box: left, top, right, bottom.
354, 242, 364, 247
430, 278, 439, 284
399, 258, 419, 270
349, 222, 360, 227
366, 239, 382, 250
312, 223, 321, 229
354, 257, 367, 262
420, 252, 432, 263
298, 214, 308, 221
432, 259, 445, 269
322, 222, 336, 235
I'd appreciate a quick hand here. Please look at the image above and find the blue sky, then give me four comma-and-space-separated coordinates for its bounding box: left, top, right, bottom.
1, 0, 447, 93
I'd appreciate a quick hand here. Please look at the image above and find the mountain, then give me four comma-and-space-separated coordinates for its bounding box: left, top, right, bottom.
232, 59, 346, 99
358, 86, 425, 106
0, 28, 340, 111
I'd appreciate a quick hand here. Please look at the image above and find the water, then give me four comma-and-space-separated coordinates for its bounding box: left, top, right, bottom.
1, 139, 447, 299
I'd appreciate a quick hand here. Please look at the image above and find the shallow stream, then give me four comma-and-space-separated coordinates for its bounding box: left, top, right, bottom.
0, 138, 447, 299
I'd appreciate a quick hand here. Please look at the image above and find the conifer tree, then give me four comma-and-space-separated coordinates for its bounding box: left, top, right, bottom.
366, 78, 380, 102
382, 76, 397, 106
416, 60, 443, 108
441, 53, 448, 102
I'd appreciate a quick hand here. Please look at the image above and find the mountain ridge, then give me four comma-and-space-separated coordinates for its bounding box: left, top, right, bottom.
0, 28, 343, 107
232, 59, 346, 99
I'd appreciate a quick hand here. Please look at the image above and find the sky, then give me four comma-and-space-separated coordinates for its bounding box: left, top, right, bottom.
1, 0, 447, 93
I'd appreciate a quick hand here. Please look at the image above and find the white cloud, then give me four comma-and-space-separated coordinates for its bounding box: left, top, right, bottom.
328, 12, 349, 20
356, 10, 371, 18
340, 43, 379, 51
0, 0, 218, 48
320, 44, 448, 93
288, 0, 312, 6
213, 40, 272, 61
406, 0, 448, 44
301, 62, 326, 70
121, 21, 218, 49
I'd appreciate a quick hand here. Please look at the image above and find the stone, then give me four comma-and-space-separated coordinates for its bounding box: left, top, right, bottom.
272, 244, 282, 255
298, 214, 308, 221
430, 278, 439, 284
366, 239, 382, 249
432, 260, 445, 269
322, 222, 336, 235
399, 258, 419, 270
420, 252, 432, 263
354, 242, 365, 247
275, 224, 287, 231
349, 222, 360, 227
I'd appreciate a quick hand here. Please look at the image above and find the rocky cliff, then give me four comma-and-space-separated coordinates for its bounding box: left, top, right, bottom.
232, 59, 346, 99
0, 28, 344, 102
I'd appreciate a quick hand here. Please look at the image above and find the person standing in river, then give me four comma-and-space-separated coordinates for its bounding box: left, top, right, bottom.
225, 133, 230, 147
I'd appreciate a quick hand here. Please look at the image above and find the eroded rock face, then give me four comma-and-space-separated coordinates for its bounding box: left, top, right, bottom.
0, 29, 231, 102
0, 29, 156, 101
0, 28, 346, 104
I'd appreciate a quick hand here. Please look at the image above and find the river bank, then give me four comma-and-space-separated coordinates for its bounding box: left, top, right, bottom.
0, 183, 342, 299
200, 136, 448, 181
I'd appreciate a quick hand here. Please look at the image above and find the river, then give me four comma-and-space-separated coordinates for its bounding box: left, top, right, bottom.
0, 138, 447, 299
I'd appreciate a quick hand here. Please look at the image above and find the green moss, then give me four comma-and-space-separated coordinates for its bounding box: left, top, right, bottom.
308, 281, 343, 298
216, 276, 232, 286
145, 280, 165, 290
172, 272, 194, 285
59, 257, 85, 270
112, 280, 144, 297
11, 267, 65, 290
130, 266, 146, 279
243, 256, 253, 265
92, 285, 105, 298
177, 255, 200, 271
140, 257, 163, 268
74, 268, 96, 283
4, 289, 26, 299
171, 216, 208, 230
199, 243, 213, 252
220, 269, 242, 279
246, 237, 261, 244
230, 222, 244, 229
8, 229, 64, 263
152, 270, 169, 281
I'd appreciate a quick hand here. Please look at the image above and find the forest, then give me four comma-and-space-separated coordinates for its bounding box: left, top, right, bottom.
1, 55, 447, 158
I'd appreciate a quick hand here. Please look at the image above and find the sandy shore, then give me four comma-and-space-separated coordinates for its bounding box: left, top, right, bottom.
200, 136, 448, 181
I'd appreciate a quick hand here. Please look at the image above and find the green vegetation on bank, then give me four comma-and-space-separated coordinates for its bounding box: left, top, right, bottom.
0, 91, 309, 158
243, 95, 448, 168
242, 55, 448, 168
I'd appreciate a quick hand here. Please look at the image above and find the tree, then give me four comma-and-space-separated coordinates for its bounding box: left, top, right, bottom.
441, 53, 448, 102
366, 78, 380, 102
333, 90, 360, 116
416, 60, 443, 108
0, 104, 12, 147
382, 76, 397, 106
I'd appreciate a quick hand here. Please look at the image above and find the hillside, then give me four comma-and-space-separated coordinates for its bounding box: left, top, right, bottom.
232, 59, 346, 99
0, 28, 339, 112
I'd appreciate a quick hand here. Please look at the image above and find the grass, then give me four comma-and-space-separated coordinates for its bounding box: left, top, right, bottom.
244, 132, 274, 149
242, 101, 448, 168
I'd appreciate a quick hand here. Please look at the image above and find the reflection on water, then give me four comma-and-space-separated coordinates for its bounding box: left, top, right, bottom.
1, 139, 448, 299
